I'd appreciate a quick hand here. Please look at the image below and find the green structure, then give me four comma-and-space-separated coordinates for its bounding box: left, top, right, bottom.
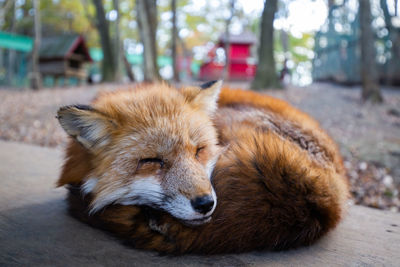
0, 31, 33, 87
313, 4, 400, 86
89, 48, 199, 81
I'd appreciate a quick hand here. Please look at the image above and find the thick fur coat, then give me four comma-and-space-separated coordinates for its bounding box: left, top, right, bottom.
57, 82, 349, 254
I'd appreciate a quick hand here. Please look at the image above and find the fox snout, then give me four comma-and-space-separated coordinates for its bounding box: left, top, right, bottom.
163, 158, 218, 224
191, 195, 215, 215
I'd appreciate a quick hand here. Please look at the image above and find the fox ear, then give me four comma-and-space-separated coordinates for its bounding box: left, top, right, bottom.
193, 80, 222, 115
57, 105, 115, 150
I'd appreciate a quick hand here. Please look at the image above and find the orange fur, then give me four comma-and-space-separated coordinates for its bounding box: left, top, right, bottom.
57, 83, 349, 254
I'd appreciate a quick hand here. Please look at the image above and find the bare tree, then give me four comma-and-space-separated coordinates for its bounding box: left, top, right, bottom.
6, 0, 16, 86
251, 0, 281, 90
0, 0, 14, 29
92, 0, 117, 82
222, 0, 235, 81
327, 0, 335, 32
380, 0, 400, 84
123, 54, 135, 81
115, 0, 135, 82
359, 0, 383, 103
31, 0, 42, 90
112, 0, 122, 82
171, 0, 179, 82
137, 0, 159, 82
178, 34, 191, 80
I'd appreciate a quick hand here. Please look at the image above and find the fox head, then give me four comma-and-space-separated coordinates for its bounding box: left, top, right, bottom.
57, 81, 223, 225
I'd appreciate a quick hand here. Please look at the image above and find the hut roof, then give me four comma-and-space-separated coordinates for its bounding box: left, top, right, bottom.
39, 35, 92, 61
218, 31, 257, 45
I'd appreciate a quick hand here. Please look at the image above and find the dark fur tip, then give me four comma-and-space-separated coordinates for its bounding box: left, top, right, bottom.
200, 80, 219, 90
74, 104, 94, 111
57, 104, 94, 115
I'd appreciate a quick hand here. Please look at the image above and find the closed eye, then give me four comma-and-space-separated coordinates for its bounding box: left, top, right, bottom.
138, 158, 164, 168
196, 146, 205, 159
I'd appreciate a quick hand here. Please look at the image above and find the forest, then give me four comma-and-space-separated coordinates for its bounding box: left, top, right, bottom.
0, 0, 398, 99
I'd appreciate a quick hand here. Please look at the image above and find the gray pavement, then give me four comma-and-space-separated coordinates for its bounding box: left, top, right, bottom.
0, 140, 399, 266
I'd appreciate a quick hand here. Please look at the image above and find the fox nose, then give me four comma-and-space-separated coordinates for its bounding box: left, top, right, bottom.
191, 195, 214, 214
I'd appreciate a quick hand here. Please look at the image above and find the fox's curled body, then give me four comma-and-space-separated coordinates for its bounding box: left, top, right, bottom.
57, 82, 349, 254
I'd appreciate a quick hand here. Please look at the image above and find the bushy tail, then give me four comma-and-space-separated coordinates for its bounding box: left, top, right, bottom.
211, 127, 349, 251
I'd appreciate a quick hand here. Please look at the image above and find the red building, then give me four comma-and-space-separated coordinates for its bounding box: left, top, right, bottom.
199, 32, 257, 81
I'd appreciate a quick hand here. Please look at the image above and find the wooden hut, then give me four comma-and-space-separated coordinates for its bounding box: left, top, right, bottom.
39, 35, 92, 85
0, 31, 33, 87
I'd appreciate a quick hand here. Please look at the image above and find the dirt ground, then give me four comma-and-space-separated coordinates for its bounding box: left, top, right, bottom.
1, 82, 399, 211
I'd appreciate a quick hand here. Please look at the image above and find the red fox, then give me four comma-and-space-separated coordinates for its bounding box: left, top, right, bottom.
57, 81, 349, 254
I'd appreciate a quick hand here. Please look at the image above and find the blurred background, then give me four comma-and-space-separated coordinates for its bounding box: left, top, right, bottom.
0, 0, 399, 212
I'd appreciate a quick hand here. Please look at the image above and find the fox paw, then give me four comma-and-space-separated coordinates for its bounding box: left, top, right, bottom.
148, 219, 169, 236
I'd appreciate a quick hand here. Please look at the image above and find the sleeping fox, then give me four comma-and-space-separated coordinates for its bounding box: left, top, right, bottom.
57, 81, 349, 254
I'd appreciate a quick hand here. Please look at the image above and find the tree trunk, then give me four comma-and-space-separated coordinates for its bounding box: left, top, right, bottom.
113, 0, 123, 82
31, 0, 42, 90
359, 0, 383, 103
6, 0, 16, 86
380, 0, 400, 84
280, 29, 289, 82
92, 0, 116, 82
222, 0, 235, 81
123, 54, 135, 81
251, 0, 281, 90
178, 34, 190, 81
171, 0, 179, 82
0, 0, 14, 31
328, 0, 335, 32
137, 0, 159, 82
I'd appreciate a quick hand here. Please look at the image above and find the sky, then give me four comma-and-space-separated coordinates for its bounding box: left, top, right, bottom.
231, 0, 330, 86
239, 0, 400, 34
235, 0, 328, 35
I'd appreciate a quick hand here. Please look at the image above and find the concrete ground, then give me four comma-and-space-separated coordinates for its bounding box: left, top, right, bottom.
0, 140, 399, 266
